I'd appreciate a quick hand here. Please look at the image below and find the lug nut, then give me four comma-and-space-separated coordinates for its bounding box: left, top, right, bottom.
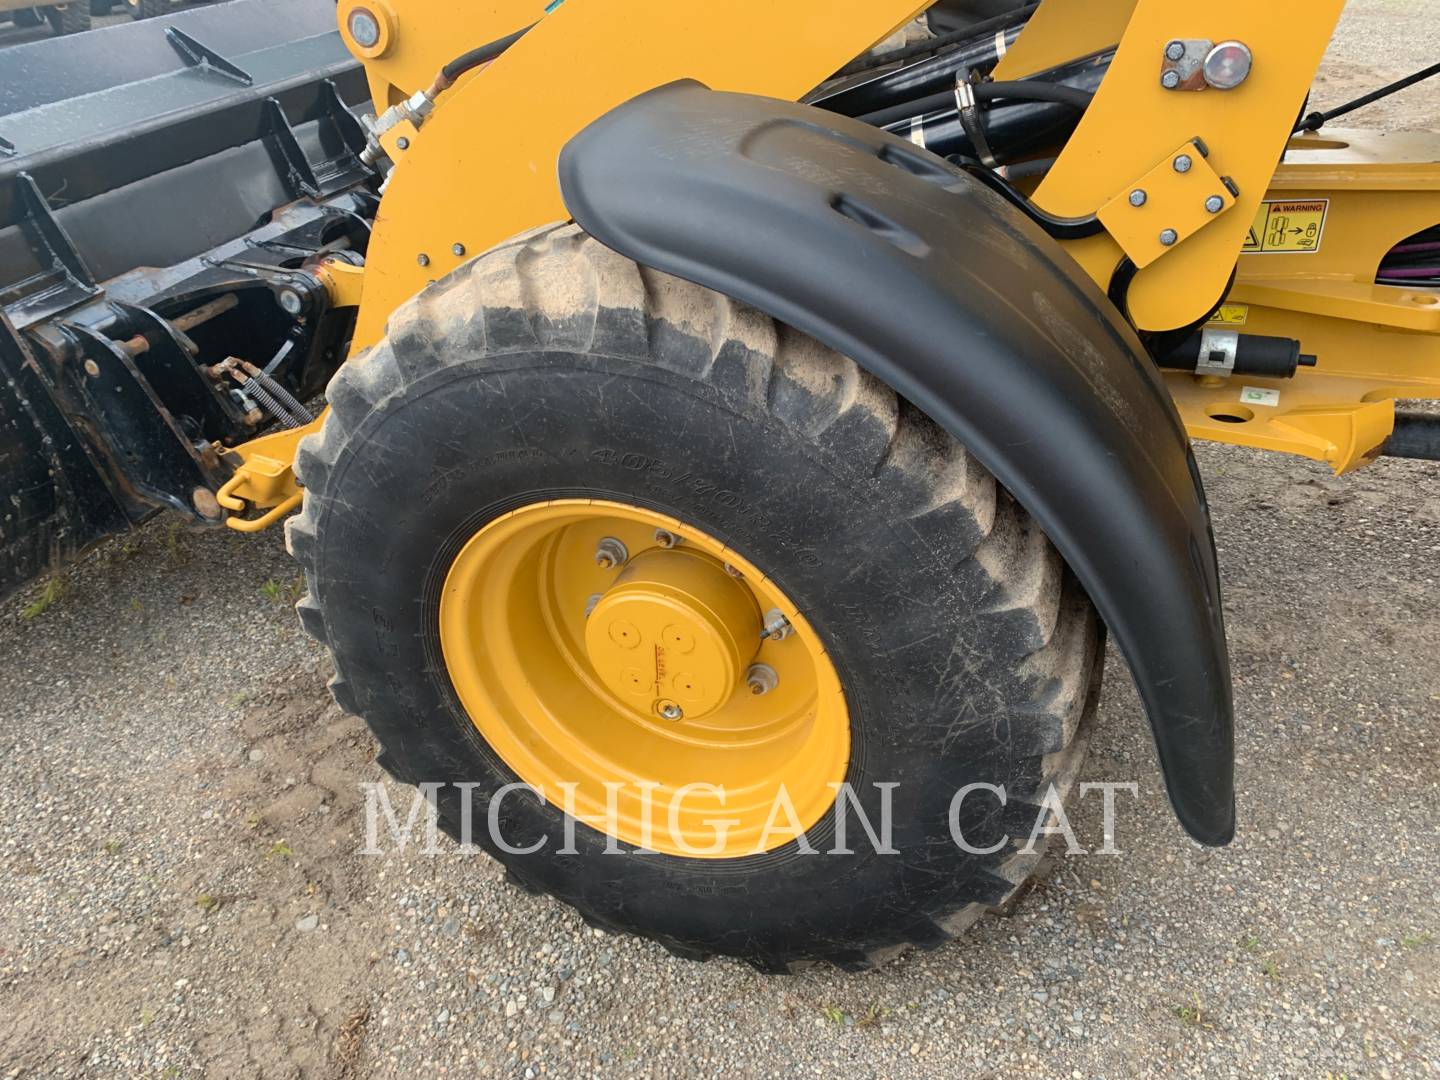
746, 664, 779, 696
594, 536, 628, 570
653, 528, 680, 548
1159, 228, 1179, 247
1128, 189, 1147, 207
1173, 154, 1193, 173
1204, 195, 1225, 213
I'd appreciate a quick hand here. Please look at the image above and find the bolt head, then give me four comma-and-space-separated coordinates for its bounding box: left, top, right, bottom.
1164, 40, 1185, 62
658, 701, 683, 721
452, 242, 466, 257
1160, 70, 1181, 90
395, 135, 409, 150
595, 554, 614, 569
1158, 228, 1179, 247
83, 358, 101, 377
653, 528, 678, 548
1128, 189, 1147, 208
1204, 195, 1225, 213
416, 253, 430, 267
1173, 154, 1193, 173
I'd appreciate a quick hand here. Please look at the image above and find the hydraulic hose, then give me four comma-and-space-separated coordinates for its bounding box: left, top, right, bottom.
860, 78, 1093, 129
832, 2, 1039, 79
433, 22, 536, 92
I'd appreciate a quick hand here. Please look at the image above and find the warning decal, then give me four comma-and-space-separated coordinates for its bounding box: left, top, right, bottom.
1242, 199, 1328, 254
1208, 303, 1249, 326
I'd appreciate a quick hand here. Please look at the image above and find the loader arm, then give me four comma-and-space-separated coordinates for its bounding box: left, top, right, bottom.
559, 82, 1235, 845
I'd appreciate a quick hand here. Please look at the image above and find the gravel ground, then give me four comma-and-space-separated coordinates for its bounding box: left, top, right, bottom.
2, 3, 1439, 1077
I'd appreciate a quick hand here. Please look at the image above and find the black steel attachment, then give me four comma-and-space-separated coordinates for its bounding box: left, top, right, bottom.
0, 0, 378, 601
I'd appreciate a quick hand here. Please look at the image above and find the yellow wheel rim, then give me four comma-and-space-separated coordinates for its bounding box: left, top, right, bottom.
438, 499, 849, 858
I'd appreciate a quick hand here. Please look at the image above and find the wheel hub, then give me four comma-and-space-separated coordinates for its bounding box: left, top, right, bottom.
584, 548, 760, 720
436, 499, 849, 857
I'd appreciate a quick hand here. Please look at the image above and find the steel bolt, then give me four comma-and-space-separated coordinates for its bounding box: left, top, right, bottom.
452, 242, 466, 257
746, 663, 779, 697
594, 536, 629, 570
1159, 228, 1179, 247
1204, 194, 1225, 214
395, 136, 409, 150
416, 253, 430, 267
658, 701, 684, 721
1128, 189, 1148, 208
1164, 40, 1185, 62
653, 528, 680, 548
1160, 70, 1181, 90
1173, 154, 1193, 173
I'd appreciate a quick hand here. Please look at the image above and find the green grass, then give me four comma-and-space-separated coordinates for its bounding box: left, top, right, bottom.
21, 576, 67, 620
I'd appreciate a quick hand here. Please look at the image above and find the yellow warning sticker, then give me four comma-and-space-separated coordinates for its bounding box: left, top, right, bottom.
1208, 303, 1249, 326
1242, 199, 1328, 254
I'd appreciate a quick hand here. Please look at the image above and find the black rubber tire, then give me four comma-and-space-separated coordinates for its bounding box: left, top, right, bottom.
12, 7, 43, 26
128, 0, 167, 18
43, 1, 89, 33
289, 224, 1104, 971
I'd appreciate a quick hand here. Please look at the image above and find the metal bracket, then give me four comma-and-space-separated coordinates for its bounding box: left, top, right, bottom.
1096, 139, 1238, 267
165, 27, 254, 86
1159, 38, 1212, 91
1193, 328, 1239, 376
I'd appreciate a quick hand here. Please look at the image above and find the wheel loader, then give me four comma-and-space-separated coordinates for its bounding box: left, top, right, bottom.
1, 0, 1437, 971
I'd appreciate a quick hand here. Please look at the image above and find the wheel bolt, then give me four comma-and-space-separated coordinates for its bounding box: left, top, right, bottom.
746, 664, 779, 696
594, 537, 628, 569
653, 528, 680, 548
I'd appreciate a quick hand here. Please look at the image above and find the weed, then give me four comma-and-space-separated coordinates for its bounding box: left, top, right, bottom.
21, 576, 67, 620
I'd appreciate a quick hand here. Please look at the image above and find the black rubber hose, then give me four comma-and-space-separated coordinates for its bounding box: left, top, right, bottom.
833, 2, 1039, 78
440, 22, 535, 85
859, 78, 1092, 128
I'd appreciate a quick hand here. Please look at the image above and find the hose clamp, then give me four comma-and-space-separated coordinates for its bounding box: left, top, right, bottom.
1195, 329, 1239, 376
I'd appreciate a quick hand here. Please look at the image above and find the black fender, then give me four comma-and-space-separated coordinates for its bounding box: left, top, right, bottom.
557, 82, 1234, 846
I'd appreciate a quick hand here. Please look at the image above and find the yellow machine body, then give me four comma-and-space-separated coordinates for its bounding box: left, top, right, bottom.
221, 0, 1440, 523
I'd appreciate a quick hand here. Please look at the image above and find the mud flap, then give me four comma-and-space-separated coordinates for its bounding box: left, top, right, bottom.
559, 81, 1235, 845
